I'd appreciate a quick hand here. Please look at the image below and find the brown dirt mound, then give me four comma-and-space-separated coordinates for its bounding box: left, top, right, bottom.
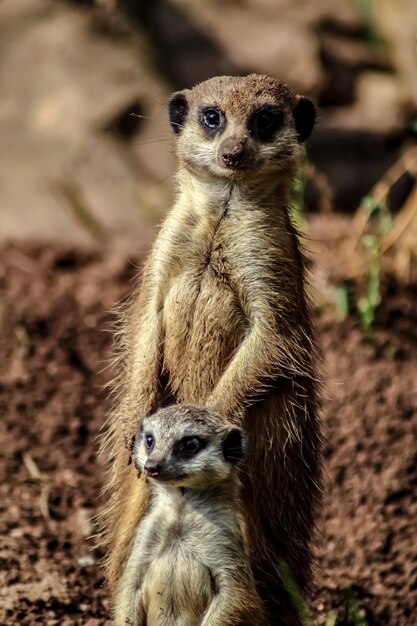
0, 240, 416, 625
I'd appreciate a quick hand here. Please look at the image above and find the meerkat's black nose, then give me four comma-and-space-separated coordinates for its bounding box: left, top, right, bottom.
144, 460, 162, 478
221, 136, 249, 168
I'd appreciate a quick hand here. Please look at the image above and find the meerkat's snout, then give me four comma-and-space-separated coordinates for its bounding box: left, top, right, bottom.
143, 459, 162, 478
219, 135, 253, 169
137, 432, 166, 481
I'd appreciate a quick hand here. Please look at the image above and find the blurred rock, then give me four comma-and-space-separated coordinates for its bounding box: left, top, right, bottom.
117, 0, 241, 87
0, 0, 172, 244
170, 0, 325, 94
328, 72, 403, 131
375, 0, 417, 108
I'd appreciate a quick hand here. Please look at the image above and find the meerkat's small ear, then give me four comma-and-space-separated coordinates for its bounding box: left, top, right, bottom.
222, 428, 245, 464
168, 91, 189, 134
293, 96, 316, 143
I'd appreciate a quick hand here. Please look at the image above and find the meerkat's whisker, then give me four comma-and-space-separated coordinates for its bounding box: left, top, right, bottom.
129, 113, 156, 120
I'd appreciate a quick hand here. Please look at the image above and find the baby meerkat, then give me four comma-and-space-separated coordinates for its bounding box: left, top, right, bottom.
114, 405, 264, 626
100, 74, 322, 625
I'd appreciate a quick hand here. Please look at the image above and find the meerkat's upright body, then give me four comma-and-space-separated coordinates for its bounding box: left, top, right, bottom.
115, 405, 263, 626
101, 74, 322, 625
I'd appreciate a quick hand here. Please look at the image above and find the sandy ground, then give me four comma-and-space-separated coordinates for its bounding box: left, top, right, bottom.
0, 228, 416, 626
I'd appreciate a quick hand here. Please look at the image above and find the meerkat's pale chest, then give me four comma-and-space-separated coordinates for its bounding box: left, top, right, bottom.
140, 544, 212, 626
131, 497, 227, 626
161, 223, 248, 403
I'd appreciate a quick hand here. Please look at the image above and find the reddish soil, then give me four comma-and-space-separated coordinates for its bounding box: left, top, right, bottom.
0, 237, 416, 626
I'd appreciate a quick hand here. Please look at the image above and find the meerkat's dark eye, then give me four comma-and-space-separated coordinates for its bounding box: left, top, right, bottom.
250, 107, 283, 141
183, 437, 201, 452
200, 107, 224, 133
175, 436, 206, 458
203, 109, 220, 128
145, 434, 155, 450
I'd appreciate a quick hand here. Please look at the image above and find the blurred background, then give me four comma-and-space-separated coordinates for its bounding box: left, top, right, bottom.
1, 1, 416, 625
2, 0, 417, 253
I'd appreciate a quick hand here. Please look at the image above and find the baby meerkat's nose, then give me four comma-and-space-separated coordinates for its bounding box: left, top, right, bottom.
144, 460, 162, 478
220, 135, 249, 168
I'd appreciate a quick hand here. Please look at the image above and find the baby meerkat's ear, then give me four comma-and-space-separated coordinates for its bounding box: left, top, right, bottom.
168, 91, 190, 134
222, 427, 246, 464
293, 96, 316, 143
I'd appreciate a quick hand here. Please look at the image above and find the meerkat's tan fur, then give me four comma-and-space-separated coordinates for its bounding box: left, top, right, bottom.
114, 405, 263, 626
100, 74, 322, 625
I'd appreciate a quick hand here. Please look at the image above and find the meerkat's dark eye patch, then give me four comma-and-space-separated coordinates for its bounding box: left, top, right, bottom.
168, 91, 189, 135
145, 433, 155, 451
293, 96, 316, 143
222, 428, 245, 464
249, 106, 284, 141
174, 436, 206, 458
199, 107, 225, 134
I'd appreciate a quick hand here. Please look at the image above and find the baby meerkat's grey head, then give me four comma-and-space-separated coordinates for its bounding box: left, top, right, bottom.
168, 74, 315, 180
134, 405, 245, 490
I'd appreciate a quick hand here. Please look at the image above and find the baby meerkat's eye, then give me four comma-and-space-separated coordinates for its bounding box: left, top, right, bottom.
204, 109, 220, 128
250, 106, 283, 141
200, 107, 224, 131
175, 436, 206, 458
145, 434, 155, 450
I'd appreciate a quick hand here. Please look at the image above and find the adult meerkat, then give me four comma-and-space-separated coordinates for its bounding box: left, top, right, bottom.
101, 74, 322, 625
114, 405, 264, 626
